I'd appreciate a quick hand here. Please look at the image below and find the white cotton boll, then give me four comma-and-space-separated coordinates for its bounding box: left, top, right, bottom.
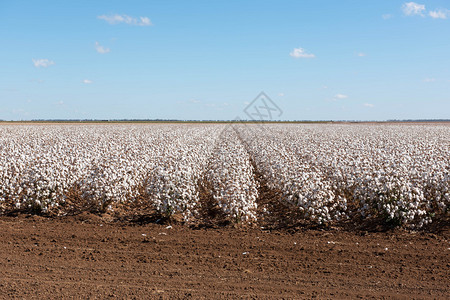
0, 122, 447, 228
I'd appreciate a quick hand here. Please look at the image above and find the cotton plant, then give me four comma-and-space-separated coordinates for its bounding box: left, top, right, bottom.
0, 123, 448, 229
144, 126, 221, 221
205, 128, 259, 222
239, 123, 449, 228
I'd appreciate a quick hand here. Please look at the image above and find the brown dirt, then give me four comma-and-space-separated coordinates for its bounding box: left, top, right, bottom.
0, 214, 448, 299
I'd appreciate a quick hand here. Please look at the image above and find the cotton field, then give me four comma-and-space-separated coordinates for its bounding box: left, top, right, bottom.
0, 123, 448, 229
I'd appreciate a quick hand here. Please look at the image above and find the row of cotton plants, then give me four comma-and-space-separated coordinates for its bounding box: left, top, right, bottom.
144, 125, 221, 220
0, 124, 223, 220
205, 127, 259, 222
235, 124, 349, 224
238, 124, 449, 228
0, 123, 448, 228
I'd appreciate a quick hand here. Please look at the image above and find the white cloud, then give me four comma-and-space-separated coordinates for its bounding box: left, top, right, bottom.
357, 52, 366, 57
429, 9, 448, 19
364, 103, 374, 108
335, 94, 348, 99
82, 79, 93, 84
190, 99, 201, 104
290, 47, 315, 58
139, 17, 152, 26
56, 100, 64, 106
32, 59, 55, 68
382, 14, 393, 19
402, 2, 426, 16
278, 93, 285, 97
98, 14, 153, 26
95, 42, 110, 54
423, 78, 436, 82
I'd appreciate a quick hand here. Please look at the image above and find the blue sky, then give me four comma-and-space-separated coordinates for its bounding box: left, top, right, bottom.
1, 0, 449, 121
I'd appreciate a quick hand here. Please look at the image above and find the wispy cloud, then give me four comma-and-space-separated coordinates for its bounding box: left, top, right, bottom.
82, 79, 93, 84
98, 14, 152, 26
95, 42, 110, 54
364, 103, 374, 108
278, 93, 285, 97
290, 47, 315, 58
357, 52, 366, 57
402, 2, 426, 16
382, 14, 393, 20
32, 59, 55, 68
334, 94, 348, 100
423, 78, 436, 82
400, 3, 449, 19
429, 9, 448, 19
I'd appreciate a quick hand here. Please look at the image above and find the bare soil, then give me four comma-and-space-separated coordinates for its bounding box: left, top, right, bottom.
0, 214, 448, 299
